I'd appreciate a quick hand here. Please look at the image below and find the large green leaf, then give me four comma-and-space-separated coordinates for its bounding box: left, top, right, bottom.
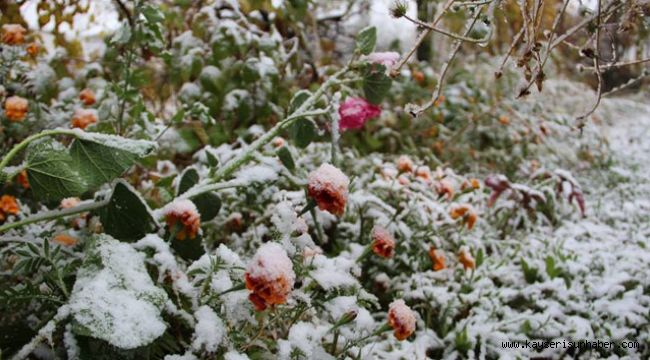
26, 139, 87, 201
97, 181, 158, 242
356, 26, 377, 55
25, 131, 156, 202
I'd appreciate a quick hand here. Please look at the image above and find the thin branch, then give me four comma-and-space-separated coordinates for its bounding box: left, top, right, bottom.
391, 0, 457, 77
408, 9, 483, 117
0, 199, 109, 234
402, 14, 490, 43
576, 0, 603, 130
582, 57, 650, 71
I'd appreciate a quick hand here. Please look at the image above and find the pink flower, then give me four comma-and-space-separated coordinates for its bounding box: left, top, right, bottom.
338, 97, 381, 131
365, 52, 401, 68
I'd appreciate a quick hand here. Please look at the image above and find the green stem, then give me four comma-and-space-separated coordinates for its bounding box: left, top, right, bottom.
211, 67, 348, 182
0, 129, 76, 180
0, 198, 109, 234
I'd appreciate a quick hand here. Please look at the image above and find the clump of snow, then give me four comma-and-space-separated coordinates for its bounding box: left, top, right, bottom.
246, 242, 295, 284
307, 163, 350, 194
68, 234, 168, 349
309, 254, 358, 290
191, 305, 224, 353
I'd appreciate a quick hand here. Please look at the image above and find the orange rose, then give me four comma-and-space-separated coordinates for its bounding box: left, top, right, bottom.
53, 234, 78, 247
388, 299, 416, 340
2, 24, 26, 45
371, 225, 395, 258
26, 42, 39, 56
449, 204, 477, 230
0, 195, 19, 216
245, 243, 295, 311
458, 246, 475, 270
428, 246, 446, 271
4, 96, 28, 122
79, 88, 96, 106
70, 108, 98, 129
163, 199, 201, 240
307, 164, 349, 216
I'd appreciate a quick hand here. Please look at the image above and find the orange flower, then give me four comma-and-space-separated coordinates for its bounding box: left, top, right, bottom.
272, 137, 285, 148
4, 96, 28, 122
428, 246, 446, 271
388, 299, 416, 340
245, 243, 295, 311
70, 108, 98, 129
458, 246, 475, 270
163, 199, 201, 240
60, 197, 81, 209
435, 179, 454, 200
0, 195, 19, 216
53, 234, 78, 247
26, 42, 39, 56
371, 225, 395, 258
307, 163, 349, 217
396, 155, 414, 173
398, 175, 410, 186
2, 24, 26, 45
414, 166, 431, 183
412, 70, 425, 84
470, 178, 480, 189
16, 170, 29, 189
449, 204, 477, 230
79, 88, 96, 106
498, 115, 509, 125
434, 95, 445, 107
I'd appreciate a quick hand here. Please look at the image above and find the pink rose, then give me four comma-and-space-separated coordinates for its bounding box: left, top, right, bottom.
338, 97, 381, 131
365, 52, 400, 68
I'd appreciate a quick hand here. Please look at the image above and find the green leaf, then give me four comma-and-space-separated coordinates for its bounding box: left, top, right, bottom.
277, 146, 295, 172
97, 181, 158, 242
176, 167, 200, 196
356, 26, 377, 55
289, 90, 312, 113
171, 234, 205, 261
289, 118, 317, 148
176, 168, 221, 222
26, 139, 87, 201
363, 66, 392, 104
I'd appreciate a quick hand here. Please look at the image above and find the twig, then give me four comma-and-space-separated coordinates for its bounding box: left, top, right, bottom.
391, 0, 456, 77
0, 199, 109, 234
576, 0, 603, 131
402, 14, 490, 43
408, 9, 483, 117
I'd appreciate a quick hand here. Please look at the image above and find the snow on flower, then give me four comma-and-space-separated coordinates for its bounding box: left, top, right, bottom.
1, 24, 26, 45
163, 199, 201, 240
338, 97, 381, 131
26, 42, 39, 56
371, 225, 395, 258
60, 197, 81, 209
449, 203, 478, 230
428, 246, 446, 271
458, 246, 475, 270
245, 242, 295, 311
396, 155, 414, 173
70, 108, 98, 129
79, 88, 97, 106
4, 96, 28, 122
307, 163, 350, 216
435, 179, 454, 200
364, 51, 400, 68
53, 233, 78, 247
388, 299, 416, 341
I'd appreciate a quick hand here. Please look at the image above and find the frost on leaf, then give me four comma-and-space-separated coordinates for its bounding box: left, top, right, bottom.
68, 234, 168, 349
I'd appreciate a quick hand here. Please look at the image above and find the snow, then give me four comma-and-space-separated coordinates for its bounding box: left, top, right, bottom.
71, 128, 158, 156
68, 235, 168, 349
191, 305, 224, 353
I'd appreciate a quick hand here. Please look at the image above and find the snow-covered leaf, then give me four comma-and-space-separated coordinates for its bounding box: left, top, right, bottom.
26, 139, 87, 201
69, 234, 168, 349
